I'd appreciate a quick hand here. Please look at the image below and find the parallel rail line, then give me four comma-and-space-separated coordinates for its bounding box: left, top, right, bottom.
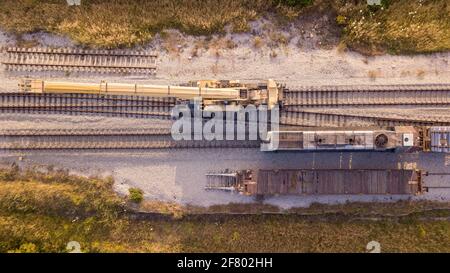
0, 107, 172, 118
283, 106, 450, 123
0, 131, 260, 150
283, 84, 450, 107
0, 93, 175, 119
0, 92, 176, 105
1, 47, 157, 74
281, 109, 450, 127
0, 128, 172, 136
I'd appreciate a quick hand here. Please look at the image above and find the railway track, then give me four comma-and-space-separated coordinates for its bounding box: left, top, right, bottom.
0, 93, 174, 119
0, 129, 260, 150
283, 84, 450, 107
1, 47, 157, 74
2, 84, 449, 127
0, 128, 172, 136
281, 109, 450, 127
284, 106, 450, 122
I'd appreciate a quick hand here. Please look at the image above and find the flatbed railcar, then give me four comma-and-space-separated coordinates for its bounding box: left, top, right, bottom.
205, 168, 424, 197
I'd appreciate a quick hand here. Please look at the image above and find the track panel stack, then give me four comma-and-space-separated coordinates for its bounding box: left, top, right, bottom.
2, 47, 157, 74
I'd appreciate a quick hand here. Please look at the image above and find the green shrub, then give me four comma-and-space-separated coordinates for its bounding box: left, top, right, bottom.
128, 188, 144, 204
336, 15, 346, 25
8, 243, 38, 253
276, 0, 313, 7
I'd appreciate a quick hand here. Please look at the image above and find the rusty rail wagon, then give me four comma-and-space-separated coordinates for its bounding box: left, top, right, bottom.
206, 169, 424, 197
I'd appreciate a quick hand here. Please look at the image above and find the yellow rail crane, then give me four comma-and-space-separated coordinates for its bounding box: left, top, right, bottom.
19, 79, 283, 110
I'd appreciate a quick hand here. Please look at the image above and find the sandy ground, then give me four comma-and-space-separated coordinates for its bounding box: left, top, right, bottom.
154, 44, 450, 87
0, 23, 449, 207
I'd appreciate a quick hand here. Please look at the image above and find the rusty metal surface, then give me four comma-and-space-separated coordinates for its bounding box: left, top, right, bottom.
255, 169, 421, 195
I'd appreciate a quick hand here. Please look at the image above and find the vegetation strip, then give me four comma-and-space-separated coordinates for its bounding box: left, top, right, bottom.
0, 1, 448, 54
0, 166, 449, 252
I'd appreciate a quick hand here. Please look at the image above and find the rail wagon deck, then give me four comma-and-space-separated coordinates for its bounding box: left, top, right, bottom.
206, 169, 423, 196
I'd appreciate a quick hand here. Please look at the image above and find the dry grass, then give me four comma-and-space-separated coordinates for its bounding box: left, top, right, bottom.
270, 50, 278, 58
401, 70, 412, 77
336, 0, 450, 55
253, 36, 264, 49
160, 31, 186, 55
2, 210, 450, 252
140, 200, 185, 218
211, 63, 219, 75
267, 31, 289, 48
178, 217, 450, 252
416, 69, 426, 79
368, 69, 381, 80
207, 37, 238, 57
336, 40, 348, 53
0, 166, 123, 218
225, 39, 237, 49
0, 166, 449, 253
0, 1, 447, 54
0, 0, 298, 48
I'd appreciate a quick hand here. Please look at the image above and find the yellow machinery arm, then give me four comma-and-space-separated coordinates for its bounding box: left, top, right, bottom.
19, 79, 282, 109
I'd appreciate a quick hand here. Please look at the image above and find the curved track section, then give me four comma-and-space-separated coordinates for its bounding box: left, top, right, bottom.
281, 109, 450, 127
